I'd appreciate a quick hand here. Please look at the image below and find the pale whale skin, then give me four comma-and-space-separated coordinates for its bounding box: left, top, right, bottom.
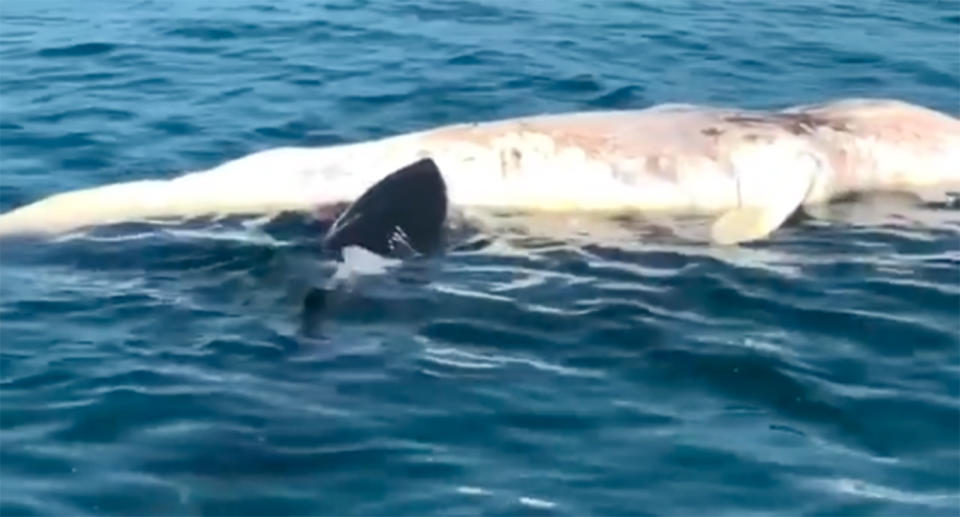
0, 98, 957, 243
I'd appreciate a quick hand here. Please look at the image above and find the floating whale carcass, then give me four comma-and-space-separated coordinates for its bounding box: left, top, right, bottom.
0, 97, 957, 251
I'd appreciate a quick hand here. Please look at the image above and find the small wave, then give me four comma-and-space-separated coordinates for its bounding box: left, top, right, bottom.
165, 27, 237, 40
29, 107, 134, 124
38, 42, 116, 58
423, 345, 603, 378
814, 478, 959, 508
587, 85, 646, 108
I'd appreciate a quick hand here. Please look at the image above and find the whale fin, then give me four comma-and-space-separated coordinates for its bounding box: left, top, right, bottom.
710, 153, 817, 245
322, 157, 448, 257
711, 206, 789, 245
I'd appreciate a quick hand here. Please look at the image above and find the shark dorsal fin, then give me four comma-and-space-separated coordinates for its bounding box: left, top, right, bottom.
322, 157, 448, 257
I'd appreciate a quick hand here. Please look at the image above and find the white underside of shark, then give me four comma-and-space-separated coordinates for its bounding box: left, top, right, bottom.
0, 97, 957, 245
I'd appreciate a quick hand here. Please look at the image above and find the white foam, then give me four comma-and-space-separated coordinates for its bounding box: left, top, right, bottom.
518, 497, 557, 509
819, 478, 957, 507
456, 486, 492, 496
332, 245, 400, 281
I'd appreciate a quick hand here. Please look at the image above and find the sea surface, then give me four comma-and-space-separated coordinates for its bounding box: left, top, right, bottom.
1, 0, 959, 515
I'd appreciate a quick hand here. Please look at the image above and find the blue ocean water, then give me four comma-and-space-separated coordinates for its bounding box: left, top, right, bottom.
1, 0, 959, 515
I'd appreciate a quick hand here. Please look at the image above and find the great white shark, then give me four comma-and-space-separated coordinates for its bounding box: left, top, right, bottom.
0, 97, 957, 252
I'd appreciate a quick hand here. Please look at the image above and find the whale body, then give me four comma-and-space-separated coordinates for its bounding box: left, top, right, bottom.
0, 97, 957, 245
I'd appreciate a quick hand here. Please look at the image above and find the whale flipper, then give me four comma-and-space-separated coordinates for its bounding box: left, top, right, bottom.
711, 206, 792, 245
322, 157, 448, 257
710, 152, 817, 245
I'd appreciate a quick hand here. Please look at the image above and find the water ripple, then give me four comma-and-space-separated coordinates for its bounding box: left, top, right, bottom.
38, 42, 117, 58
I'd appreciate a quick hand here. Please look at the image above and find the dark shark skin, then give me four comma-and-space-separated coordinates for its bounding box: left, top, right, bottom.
302, 158, 449, 332
321, 157, 448, 258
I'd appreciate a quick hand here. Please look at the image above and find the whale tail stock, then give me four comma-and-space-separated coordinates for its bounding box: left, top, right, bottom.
0, 172, 318, 239
0, 141, 394, 239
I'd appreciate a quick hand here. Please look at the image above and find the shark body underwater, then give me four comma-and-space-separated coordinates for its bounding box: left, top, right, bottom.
0, 97, 958, 258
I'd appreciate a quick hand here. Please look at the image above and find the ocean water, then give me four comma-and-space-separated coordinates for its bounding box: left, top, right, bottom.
1, 0, 959, 515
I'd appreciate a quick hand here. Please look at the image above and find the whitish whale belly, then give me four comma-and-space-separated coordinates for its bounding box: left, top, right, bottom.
0, 98, 956, 245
